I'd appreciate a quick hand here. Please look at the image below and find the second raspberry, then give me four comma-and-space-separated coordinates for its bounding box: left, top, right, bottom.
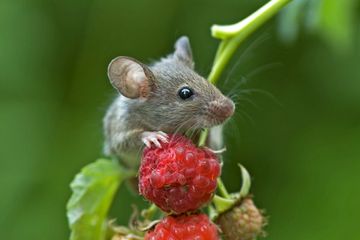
139, 134, 221, 214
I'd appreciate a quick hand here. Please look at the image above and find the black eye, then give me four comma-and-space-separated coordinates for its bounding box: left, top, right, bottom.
178, 86, 194, 100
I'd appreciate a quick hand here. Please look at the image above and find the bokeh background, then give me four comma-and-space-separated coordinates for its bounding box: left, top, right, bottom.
1, 0, 360, 239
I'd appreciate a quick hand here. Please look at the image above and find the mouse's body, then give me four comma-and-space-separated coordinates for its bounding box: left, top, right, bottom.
103, 36, 234, 167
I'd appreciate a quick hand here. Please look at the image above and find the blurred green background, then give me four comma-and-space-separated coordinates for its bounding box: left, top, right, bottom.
1, 0, 360, 239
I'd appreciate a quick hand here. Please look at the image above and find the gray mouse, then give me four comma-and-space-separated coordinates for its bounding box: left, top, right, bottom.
103, 36, 234, 167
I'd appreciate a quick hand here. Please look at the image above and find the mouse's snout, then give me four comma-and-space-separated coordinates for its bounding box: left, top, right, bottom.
208, 97, 235, 123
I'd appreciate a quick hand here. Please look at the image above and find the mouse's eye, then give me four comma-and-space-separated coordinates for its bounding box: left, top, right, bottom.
178, 86, 194, 100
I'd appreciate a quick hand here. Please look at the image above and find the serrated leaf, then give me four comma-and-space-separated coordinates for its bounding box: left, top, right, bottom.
67, 159, 132, 240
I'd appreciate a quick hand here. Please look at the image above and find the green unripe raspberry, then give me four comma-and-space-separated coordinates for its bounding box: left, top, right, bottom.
217, 197, 266, 240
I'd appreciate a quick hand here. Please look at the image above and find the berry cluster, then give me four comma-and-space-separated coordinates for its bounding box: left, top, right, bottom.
145, 214, 219, 240
139, 134, 221, 213
138, 134, 221, 239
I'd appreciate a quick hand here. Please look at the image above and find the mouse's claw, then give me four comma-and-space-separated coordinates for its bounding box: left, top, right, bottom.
156, 131, 168, 143
142, 139, 151, 148
141, 131, 169, 148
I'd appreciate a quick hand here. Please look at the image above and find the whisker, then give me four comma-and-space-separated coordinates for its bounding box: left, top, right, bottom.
223, 34, 271, 86
245, 62, 283, 79
237, 109, 256, 127
239, 88, 283, 107
136, 141, 146, 160
175, 119, 191, 133
185, 124, 196, 139
227, 62, 283, 94
225, 75, 249, 94
225, 75, 251, 96
237, 96, 261, 110
233, 111, 247, 126
224, 118, 242, 150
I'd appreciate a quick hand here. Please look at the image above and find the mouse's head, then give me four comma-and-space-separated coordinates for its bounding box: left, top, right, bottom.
108, 36, 235, 132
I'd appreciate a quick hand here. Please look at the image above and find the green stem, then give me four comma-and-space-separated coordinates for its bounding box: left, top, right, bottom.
213, 39, 230, 63
211, 0, 292, 40
198, 128, 209, 147
209, 0, 292, 84
200, 1, 291, 203
199, 0, 291, 146
141, 204, 158, 220
217, 177, 230, 199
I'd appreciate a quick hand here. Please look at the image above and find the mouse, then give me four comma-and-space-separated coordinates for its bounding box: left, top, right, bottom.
103, 36, 235, 167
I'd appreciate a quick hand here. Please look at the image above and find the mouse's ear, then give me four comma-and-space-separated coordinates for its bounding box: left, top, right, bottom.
107, 57, 155, 99
173, 36, 194, 68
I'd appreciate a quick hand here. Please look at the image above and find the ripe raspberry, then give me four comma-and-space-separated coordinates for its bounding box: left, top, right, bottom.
145, 214, 219, 240
111, 234, 140, 240
217, 197, 266, 240
139, 134, 221, 214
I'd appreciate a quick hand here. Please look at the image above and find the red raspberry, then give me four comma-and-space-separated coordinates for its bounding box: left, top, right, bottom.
145, 214, 219, 240
139, 134, 221, 214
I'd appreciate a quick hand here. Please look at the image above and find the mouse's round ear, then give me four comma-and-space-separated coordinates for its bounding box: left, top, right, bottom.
174, 36, 194, 69
107, 57, 156, 99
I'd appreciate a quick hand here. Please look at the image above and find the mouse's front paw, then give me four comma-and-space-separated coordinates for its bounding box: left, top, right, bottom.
141, 131, 168, 148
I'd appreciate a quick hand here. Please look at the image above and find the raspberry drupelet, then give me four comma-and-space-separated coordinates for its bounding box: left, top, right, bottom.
139, 134, 221, 214
145, 214, 219, 240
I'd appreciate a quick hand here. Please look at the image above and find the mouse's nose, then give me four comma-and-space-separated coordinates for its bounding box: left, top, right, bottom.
221, 97, 235, 118
209, 97, 235, 122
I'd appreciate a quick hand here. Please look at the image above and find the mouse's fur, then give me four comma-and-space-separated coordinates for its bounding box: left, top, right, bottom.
104, 36, 234, 166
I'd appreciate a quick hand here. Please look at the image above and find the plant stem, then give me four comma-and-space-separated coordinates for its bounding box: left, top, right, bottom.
217, 178, 230, 199
198, 128, 209, 147
211, 0, 292, 40
200, 1, 291, 201
200, 0, 291, 145
141, 204, 158, 220
208, 0, 292, 85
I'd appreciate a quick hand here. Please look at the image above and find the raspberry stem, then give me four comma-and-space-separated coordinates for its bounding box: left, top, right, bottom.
217, 178, 230, 199
198, 128, 208, 147
211, 0, 291, 40
209, 0, 292, 85
198, 2, 291, 208
141, 204, 160, 220
199, 0, 291, 146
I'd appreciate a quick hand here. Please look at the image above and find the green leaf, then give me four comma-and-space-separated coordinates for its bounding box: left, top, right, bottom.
66, 159, 133, 240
